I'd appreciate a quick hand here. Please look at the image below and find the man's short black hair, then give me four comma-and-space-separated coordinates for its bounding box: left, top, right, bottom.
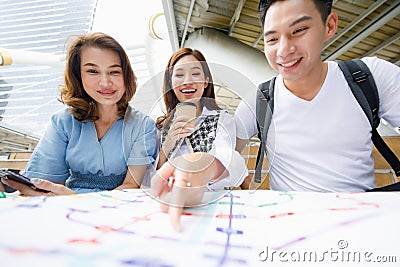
258, 0, 333, 26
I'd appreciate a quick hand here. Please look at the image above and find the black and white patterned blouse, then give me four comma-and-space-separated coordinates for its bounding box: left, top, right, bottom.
160, 106, 248, 191
162, 111, 220, 157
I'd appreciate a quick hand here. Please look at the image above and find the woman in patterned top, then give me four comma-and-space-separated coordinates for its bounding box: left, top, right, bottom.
151, 48, 247, 231
2, 32, 157, 196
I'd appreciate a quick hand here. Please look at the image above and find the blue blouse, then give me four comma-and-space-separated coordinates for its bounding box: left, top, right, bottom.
23, 105, 157, 193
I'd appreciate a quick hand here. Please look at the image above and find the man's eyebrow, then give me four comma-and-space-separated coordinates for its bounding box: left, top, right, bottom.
289, 15, 312, 27
264, 15, 312, 38
264, 30, 276, 38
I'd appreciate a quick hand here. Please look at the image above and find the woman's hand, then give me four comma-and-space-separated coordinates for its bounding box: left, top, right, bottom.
158, 115, 195, 167
163, 116, 194, 152
1, 177, 75, 196
151, 162, 206, 232
151, 152, 227, 232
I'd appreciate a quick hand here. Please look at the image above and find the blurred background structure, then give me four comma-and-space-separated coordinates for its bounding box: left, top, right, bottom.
0, 0, 399, 186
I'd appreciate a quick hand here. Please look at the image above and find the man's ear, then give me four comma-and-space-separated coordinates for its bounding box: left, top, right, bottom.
325, 12, 338, 42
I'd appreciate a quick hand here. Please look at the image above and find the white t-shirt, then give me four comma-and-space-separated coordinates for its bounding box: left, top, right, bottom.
235, 57, 400, 192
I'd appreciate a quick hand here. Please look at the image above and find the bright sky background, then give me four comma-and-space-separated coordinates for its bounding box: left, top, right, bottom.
91, 0, 173, 117
92, 0, 163, 48
92, 0, 172, 73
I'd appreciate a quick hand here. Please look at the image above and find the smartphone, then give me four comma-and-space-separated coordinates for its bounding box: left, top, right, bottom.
176, 102, 197, 129
0, 168, 50, 193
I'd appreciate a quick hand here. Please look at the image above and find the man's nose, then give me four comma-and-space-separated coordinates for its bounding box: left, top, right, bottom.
277, 37, 295, 58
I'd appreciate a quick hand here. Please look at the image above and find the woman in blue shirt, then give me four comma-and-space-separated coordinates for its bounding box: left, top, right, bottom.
2, 32, 157, 195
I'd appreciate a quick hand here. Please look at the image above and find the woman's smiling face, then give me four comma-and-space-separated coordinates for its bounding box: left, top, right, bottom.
171, 55, 208, 104
80, 46, 125, 107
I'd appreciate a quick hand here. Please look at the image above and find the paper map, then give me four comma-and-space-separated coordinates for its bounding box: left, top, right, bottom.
1, 189, 399, 266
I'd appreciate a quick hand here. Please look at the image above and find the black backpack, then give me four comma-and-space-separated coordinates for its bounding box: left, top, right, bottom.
254, 58, 400, 189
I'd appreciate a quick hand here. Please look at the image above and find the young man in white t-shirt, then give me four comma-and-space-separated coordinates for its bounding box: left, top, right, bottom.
235, 0, 400, 192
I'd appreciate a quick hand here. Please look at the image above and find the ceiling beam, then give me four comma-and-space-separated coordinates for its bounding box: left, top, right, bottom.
0, 125, 39, 140
324, 0, 387, 50
162, 0, 180, 51
363, 31, 400, 57
324, 1, 400, 60
228, 0, 247, 36
0, 48, 64, 67
180, 0, 196, 48
392, 56, 400, 66
252, 31, 263, 47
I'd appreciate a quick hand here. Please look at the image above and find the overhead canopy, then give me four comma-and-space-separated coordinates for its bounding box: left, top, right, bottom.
164, 0, 400, 65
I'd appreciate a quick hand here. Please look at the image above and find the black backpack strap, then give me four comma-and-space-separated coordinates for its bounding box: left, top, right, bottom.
255, 77, 275, 183
337, 59, 400, 176
337, 59, 380, 128
372, 130, 400, 176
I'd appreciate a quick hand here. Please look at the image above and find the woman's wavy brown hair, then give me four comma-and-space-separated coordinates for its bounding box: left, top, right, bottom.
59, 32, 136, 121
156, 47, 220, 129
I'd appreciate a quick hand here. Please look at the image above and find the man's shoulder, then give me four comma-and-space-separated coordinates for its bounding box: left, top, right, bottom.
360, 56, 385, 65
335, 57, 393, 77
360, 56, 398, 77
